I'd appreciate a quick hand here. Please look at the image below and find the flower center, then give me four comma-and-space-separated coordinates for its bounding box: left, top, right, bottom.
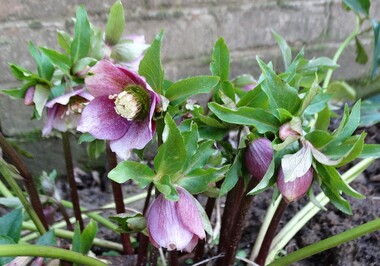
112, 85, 150, 121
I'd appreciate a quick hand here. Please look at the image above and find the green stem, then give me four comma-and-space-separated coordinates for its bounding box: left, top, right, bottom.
0, 179, 13, 197
0, 159, 46, 235
268, 218, 380, 266
0, 244, 107, 266
266, 158, 374, 263
22, 222, 123, 251
249, 195, 282, 261
322, 16, 361, 90
61, 132, 84, 231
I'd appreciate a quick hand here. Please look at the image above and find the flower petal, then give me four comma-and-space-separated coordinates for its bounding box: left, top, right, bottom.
176, 187, 206, 240
147, 195, 193, 251
46, 88, 91, 108
77, 96, 129, 140
109, 117, 155, 160
42, 105, 58, 136
183, 236, 199, 253
85, 60, 136, 97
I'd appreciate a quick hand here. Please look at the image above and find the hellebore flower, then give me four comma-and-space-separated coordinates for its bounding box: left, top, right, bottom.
245, 138, 274, 180
77, 60, 160, 160
42, 88, 93, 136
146, 187, 206, 252
277, 166, 313, 203
24, 87, 35, 106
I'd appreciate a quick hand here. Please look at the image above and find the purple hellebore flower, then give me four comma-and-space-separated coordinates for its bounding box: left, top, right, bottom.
277, 166, 313, 203
42, 88, 93, 136
77, 60, 160, 160
146, 187, 206, 252
24, 87, 35, 106
244, 138, 274, 180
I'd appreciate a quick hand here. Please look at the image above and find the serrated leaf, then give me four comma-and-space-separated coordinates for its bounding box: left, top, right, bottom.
139, 30, 164, 94
80, 220, 98, 255
165, 76, 219, 106
71, 5, 91, 62
0, 208, 22, 243
40, 47, 72, 75
272, 30, 292, 69
182, 122, 199, 159
257, 57, 301, 115
183, 140, 215, 174
154, 114, 186, 176
105, 0, 125, 45
154, 175, 179, 201
108, 161, 155, 187
320, 181, 352, 215
304, 130, 333, 148
192, 108, 226, 128
210, 37, 230, 81
208, 102, 280, 133
57, 30, 72, 54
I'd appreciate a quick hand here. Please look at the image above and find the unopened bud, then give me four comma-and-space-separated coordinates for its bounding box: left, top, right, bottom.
279, 119, 302, 141
277, 166, 313, 203
244, 138, 273, 180
24, 87, 35, 106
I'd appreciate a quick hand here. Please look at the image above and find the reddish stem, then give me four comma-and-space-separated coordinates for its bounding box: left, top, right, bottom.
106, 143, 133, 255
61, 132, 84, 231
0, 131, 49, 230
255, 198, 289, 266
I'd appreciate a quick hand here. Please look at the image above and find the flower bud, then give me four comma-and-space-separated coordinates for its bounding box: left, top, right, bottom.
146, 186, 206, 252
24, 87, 35, 106
277, 166, 313, 203
244, 138, 273, 180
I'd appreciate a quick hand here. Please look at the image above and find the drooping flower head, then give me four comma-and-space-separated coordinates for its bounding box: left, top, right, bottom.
146, 187, 206, 252
77, 60, 160, 160
244, 138, 274, 180
42, 88, 93, 136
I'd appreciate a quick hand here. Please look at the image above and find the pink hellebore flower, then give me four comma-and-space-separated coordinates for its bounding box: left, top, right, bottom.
146, 187, 206, 252
42, 88, 93, 136
24, 87, 35, 106
245, 138, 274, 180
77, 60, 160, 160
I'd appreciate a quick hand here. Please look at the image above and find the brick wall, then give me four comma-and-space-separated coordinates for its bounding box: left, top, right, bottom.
0, 0, 379, 136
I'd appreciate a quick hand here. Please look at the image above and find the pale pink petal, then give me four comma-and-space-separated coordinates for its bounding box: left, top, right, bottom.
109, 117, 154, 160
147, 195, 193, 251
176, 187, 206, 240
85, 60, 136, 97
51, 105, 68, 132
77, 96, 129, 140
183, 236, 199, 253
24, 87, 35, 106
42, 105, 58, 136
46, 88, 91, 108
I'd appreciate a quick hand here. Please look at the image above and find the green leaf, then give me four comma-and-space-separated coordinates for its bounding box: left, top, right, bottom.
360, 99, 380, 127
326, 81, 356, 102
139, 30, 164, 94
33, 84, 50, 119
71, 5, 91, 62
359, 144, 380, 158
179, 166, 229, 194
78, 132, 96, 144
183, 140, 216, 174
208, 103, 280, 133
86, 139, 106, 160
304, 130, 333, 148
327, 100, 361, 147
154, 175, 179, 201
335, 132, 366, 167
105, 0, 125, 45
315, 106, 330, 131
192, 108, 226, 128
57, 30, 72, 54
1, 81, 36, 99
89, 27, 106, 60
297, 57, 339, 74
28, 41, 54, 80
257, 57, 301, 115
36, 230, 57, 246
297, 74, 319, 115
193, 197, 213, 237
154, 114, 186, 176
72, 223, 81, 253
355, 37, 368, 64
108, 161, 155, 187
210, 37, 230, 82
304, 93, 332, 115
109, 213, 146, 233
220, 150, 242, 196
80, 220, 98, 255
272, 31, 292, 69
8, 63, 33, 80
165, 76, 219, 106
247, 157, 276, 195
40, 47, 72, 75
237, 84, 269, 109
0, 208, 22, 243
182, 122, 199, 159
343, 0, 370, 15
320, 181, 352, 215
0, 235, 16, 265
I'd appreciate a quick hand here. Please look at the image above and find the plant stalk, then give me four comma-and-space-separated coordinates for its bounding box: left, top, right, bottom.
106, 143, 133, 255
255, 198, 289, 266
0, 159, 46, 235
61, 132, 84, 231
0, 131, 48, 230
0, 244, 107, 266
268, 218, 380, 266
